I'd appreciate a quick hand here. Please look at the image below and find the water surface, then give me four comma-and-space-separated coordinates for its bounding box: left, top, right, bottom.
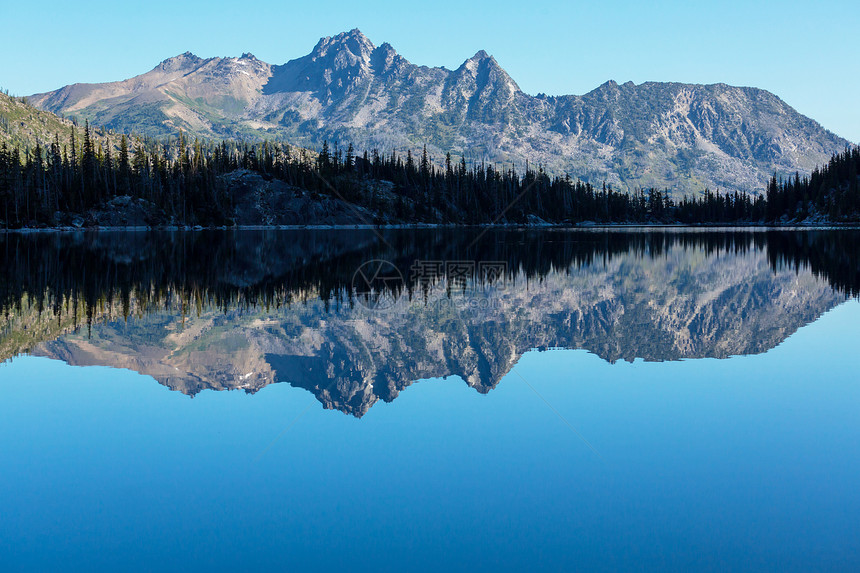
1, 229, 858, 571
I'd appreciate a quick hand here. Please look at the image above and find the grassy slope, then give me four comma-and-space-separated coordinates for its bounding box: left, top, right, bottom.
0, 92, 137, 153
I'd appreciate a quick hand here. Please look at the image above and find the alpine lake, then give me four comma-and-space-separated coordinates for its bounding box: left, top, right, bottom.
1, 228, 858, 571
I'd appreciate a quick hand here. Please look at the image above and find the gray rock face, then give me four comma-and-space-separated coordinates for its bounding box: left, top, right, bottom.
30, 29, 850, 196
223, 170, 375, 226
44, 171, 375, 228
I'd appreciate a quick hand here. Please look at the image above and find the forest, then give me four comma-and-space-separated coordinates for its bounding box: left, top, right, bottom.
0, 121, 858, 228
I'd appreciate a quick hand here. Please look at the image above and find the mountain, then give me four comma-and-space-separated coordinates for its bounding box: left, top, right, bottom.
29, 30, 850, 196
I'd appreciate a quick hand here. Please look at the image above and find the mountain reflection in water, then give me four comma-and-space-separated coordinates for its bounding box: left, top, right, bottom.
2, 229, 858, 416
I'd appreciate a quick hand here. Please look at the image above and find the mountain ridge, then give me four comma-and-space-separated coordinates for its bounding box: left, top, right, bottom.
30, 29, 850, 196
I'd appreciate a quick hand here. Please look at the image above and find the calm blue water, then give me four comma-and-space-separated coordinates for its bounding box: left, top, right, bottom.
1, 229, 859, 571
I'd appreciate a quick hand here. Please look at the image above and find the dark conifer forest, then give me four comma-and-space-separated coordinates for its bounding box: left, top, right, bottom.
1, 123, 858, 228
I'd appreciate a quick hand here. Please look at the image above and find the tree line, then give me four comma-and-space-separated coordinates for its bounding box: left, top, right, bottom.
1, 123, 858, 227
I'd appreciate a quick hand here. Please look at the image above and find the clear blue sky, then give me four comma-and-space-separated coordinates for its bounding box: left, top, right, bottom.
4, 0, 858, 142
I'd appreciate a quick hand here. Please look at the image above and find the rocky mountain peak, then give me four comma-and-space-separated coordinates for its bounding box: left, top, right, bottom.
374, 41, 400, 62
477, 51, 508, 74
158, 51, 203, 72
262, 29, 381, 97
456, 49, 520, 91
369, 42, 407, 75
461, 49, 500, 71
311, 28, 376, 63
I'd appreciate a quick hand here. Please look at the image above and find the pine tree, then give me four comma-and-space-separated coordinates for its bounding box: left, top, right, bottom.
345, 143, 354, 172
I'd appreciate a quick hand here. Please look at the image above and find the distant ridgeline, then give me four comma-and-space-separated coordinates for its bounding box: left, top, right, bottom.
0, 123, 859, 228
